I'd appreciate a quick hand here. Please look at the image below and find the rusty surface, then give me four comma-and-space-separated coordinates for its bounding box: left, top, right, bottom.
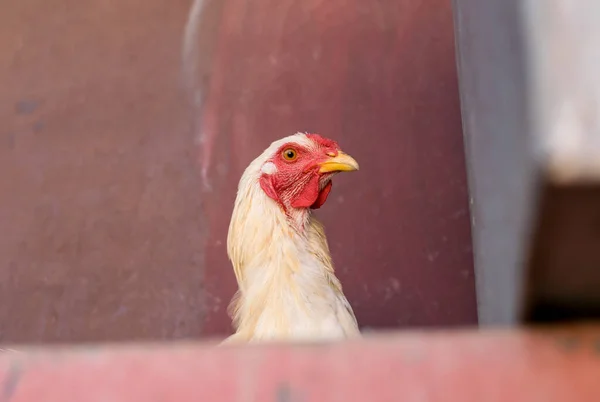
0, 0, 475, 343
2, 325, 600, 401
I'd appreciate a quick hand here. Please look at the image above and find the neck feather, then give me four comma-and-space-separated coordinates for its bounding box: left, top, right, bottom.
226, 176, 339, 337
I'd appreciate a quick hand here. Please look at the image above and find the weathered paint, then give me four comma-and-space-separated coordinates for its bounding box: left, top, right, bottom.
188, 0, 477, 335
0, 0, 206, 342
0, 0, 475, 343
1, 325, 600, 401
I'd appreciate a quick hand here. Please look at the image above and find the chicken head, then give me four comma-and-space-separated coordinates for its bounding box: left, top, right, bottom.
258, 133, 359, 212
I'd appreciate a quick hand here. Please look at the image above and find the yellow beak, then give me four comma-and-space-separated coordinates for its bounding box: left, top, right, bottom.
318, 151, 360, 173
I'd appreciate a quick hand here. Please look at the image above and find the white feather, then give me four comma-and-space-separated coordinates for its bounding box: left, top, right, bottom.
224, 133, 360, 343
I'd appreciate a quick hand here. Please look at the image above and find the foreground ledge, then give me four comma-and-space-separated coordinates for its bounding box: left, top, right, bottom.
1, 325, 599, 401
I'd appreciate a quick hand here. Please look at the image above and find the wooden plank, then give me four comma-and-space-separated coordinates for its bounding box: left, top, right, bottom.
2, 325, 600, 401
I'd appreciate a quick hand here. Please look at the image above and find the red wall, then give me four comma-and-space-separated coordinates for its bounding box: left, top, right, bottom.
0, 0, 476, 343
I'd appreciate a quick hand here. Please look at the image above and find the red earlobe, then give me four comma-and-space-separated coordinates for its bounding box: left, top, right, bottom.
259, 175, 279, 203
310, 181, 332, 209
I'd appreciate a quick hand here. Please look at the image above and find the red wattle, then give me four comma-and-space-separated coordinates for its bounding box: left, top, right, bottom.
290, 174, 321, 209
310, 180, 332, 209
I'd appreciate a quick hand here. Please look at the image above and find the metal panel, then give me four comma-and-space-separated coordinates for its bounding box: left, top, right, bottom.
186, 0, 477, 335
452, 0, 539, 325
0, 0, 206, 342
2, 325, 600, 401
0, 0, 476, 343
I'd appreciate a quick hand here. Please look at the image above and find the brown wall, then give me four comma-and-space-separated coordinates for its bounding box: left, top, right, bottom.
0, 0, 476, 343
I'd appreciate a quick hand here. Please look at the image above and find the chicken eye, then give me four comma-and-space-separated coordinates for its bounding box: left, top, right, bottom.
282, 148, 298, 161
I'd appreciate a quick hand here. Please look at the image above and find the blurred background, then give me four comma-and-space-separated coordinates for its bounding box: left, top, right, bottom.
0, 0, 476, 343
2, 0, 599, 346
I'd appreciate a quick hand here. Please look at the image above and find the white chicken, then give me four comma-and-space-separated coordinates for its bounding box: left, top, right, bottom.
223, 132, 361, 343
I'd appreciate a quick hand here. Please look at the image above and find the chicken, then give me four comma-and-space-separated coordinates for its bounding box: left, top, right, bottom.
223, 132, 361, 343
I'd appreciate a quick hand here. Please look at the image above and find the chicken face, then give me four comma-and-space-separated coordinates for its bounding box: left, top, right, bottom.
258, 133, 359, 211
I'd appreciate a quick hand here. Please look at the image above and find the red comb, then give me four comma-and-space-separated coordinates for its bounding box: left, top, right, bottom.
305, 133, 339, 149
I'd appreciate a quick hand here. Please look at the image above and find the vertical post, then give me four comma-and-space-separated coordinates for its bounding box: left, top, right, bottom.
452, 0, 540, 325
